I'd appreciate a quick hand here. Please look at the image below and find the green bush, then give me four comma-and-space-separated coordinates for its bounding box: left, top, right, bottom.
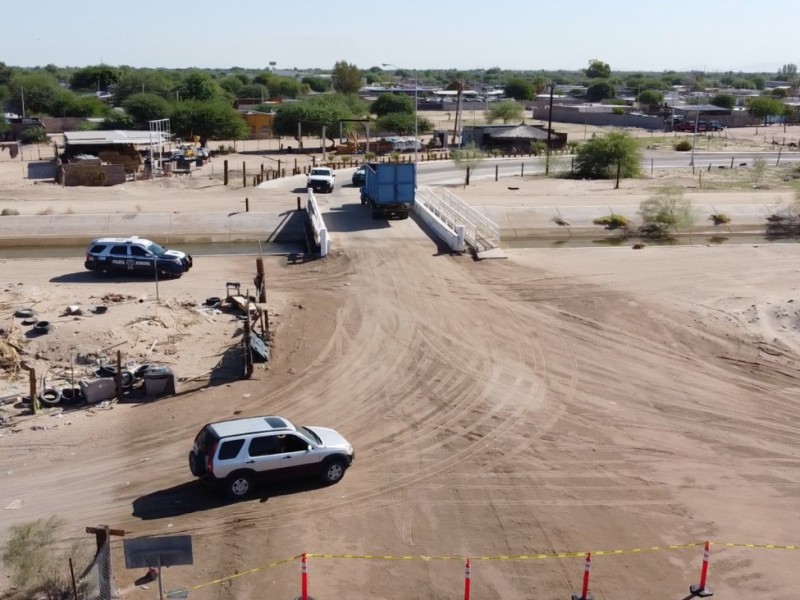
593, 213, 629, 229
19, 127, 48, 144
709, 213, 731, 225
674, 140, 692, 151
612, 107, 625, 115
638, 185, 697, 237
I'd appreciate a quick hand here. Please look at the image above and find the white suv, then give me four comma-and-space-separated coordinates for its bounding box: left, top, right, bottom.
189, 415, 355, 499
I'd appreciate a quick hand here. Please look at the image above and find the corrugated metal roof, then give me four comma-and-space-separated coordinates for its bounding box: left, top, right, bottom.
63, 130, 170, 146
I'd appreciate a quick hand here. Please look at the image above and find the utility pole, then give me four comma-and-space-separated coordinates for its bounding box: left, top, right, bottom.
21, 86, 25, 118
545, 82, 555, 176
413, 68, 419, 168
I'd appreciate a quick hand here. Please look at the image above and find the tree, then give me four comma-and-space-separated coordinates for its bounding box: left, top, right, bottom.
48, 88, 108, 117
123, 93, 171, 128
6, 72, 60, 115
771, 87, 788, 98
710, 93, 736, 109
586, 80, 615, 102
531, 75, 549, 95
746, 96, 785, 124
731, 78, 756, 90
375, 112, 432, 135
503, 77, 534, 101
0, 61, 14, 87
447, 79, 466, 145
253, 72, 304, 98
777, 63, 798, 82
237, 84, 269, 100
331, 60, 362, 94
273, 94, 368, 142
371, 93, 414, 117
637, 89, 663, 106
486, 100, 524, 124
451, 142, 484, 186
69, 65, 120, 91
302, 76, 329, 93
169, 100, 249, 141
573, 130, 642, 188
585, 59, 611, 79
114, 70, 175, 102
218, 75, 245, 96
176, 71, 222, 101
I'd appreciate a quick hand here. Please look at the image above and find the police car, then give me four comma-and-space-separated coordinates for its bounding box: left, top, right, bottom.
84, 236, 193, 278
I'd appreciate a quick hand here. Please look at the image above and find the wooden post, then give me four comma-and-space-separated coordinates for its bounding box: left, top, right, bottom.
256, 258, 266, 303
69, 558, 79, 600
223, 159, 228, 185
85, 525, 125, 551
495, 164, 498, 181
116, 350, 122, 400
277, 159, 281, 176
243, 162, 246, 187
260, 163, 264, 179
27, 365, 39, 413
243, 312, 253, 379
245, 197, 250, 212
297, 196, 302, 210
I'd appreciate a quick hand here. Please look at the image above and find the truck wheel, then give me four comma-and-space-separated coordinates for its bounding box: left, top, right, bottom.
97, 264, 112, 277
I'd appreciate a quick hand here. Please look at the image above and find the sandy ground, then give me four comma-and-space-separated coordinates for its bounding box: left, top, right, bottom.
1, 126, 800, 599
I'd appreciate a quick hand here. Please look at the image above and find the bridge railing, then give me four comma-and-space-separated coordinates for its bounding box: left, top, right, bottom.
416, 187, 500, 252
306, 188, 329, 257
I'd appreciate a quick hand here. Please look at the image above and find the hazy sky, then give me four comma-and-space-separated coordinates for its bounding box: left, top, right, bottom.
3, 0, 797, 73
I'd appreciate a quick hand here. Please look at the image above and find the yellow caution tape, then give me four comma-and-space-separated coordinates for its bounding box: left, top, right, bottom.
185, 541, 800, 592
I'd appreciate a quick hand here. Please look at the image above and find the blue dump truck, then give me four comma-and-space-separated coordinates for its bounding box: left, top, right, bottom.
360, 163, 416, 219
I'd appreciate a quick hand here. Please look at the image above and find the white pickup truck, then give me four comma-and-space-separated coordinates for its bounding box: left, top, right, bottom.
307, 167, 335, 193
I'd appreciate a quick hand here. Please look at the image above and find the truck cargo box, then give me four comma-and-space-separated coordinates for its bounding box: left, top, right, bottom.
360, 163, 416, 219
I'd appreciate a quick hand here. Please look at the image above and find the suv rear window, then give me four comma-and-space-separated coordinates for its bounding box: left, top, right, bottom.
194, 427, 219, 451
218, 439, 245, 460
89, 244, 107, 254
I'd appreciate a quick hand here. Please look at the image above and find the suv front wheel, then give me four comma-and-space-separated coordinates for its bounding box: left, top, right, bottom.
226, 472, 254, 500
321, 458, 346, 485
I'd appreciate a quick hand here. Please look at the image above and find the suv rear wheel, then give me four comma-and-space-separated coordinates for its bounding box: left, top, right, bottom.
226, 472, 253, 500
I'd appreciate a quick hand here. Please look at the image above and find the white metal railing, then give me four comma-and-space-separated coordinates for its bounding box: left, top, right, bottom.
416, 186, 500, 252
306, 189, 329, 257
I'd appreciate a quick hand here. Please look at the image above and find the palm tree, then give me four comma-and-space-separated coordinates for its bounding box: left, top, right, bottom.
447, 79, 466, 146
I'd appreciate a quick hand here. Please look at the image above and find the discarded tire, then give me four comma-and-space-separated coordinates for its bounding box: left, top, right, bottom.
120, 370, 134, 388
204, 297, 221, 306
21, 318, 38, 326
14, 308, 36, 319
60, 386, 84, 405
133, 364, 152, 379
39, 387, 61, 406
97, 365, 117, 377
93, 306, 108, 314
33, 321, 53, 334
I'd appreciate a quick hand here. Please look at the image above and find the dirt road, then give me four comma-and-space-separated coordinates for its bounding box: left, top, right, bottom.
3, 189, 800, 599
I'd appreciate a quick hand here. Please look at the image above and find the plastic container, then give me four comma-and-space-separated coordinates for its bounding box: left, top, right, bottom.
144, 366, 175, 397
